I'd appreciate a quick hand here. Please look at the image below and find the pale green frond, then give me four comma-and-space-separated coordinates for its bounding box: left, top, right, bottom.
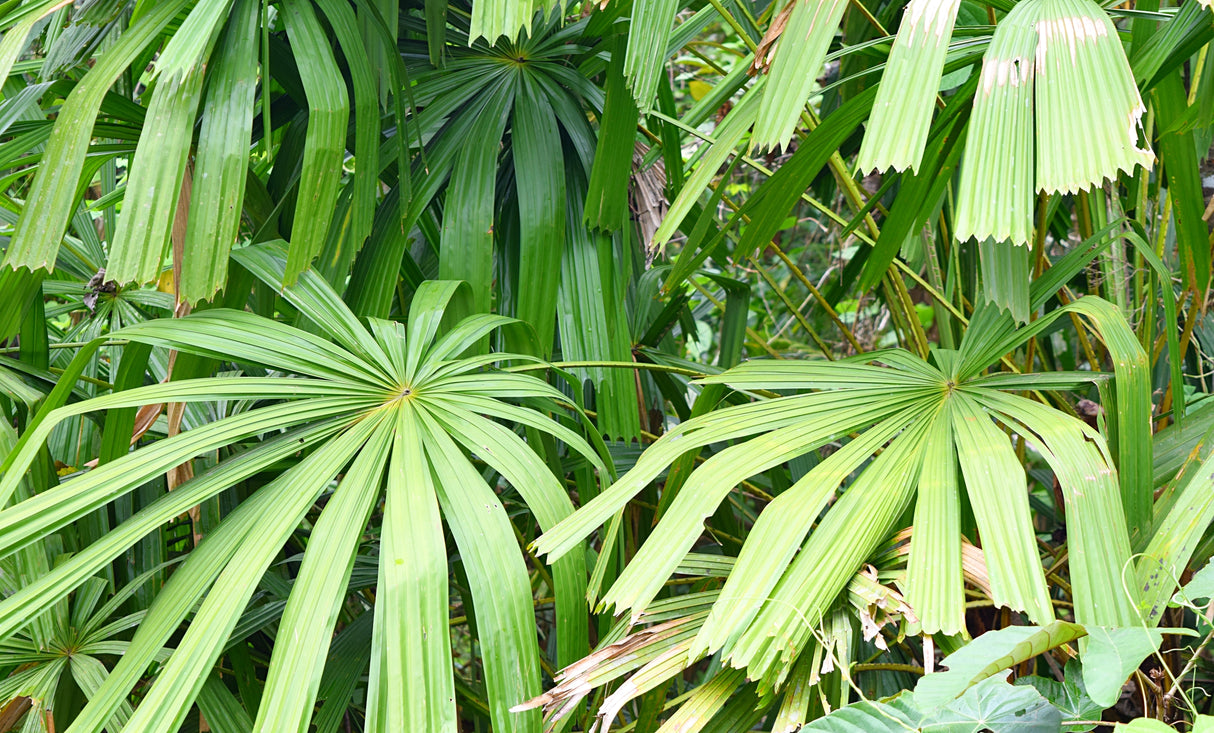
769, 652, 816, 733
650, 81, 762, 254
691, 404, 929, 660
1138, 423, 1214, 624
105, 70, 206, 284
950, 394, 1054, 623
600, 393, 931, 618
535, 387, 931, 563
954, 0, 1037, 244
856, 0, 963, 173
975, 388, 1140, 627
698, 358, 944, 390
726, 416, 933, 688
979, 238, 1032, 323
70, 654, 132, 732
232, 243, 394, 369
254, 424, 392, 733
423, 403, 588, 668
148, 0, 235, 79
420, 314, 520, 374
117, 417, 385, 733
116, 310, 394, 387
595, 638, 704, 731
623, 0, 681, 111
365, 407, 457, 733
0, 1, 71, 90
0, 396, 359, 515
418, 392, 608, 477
415, 409, 542, 732
905, 402, 965, 636
64, 419, 382, 733
98, 0, 234, 284
1033, 0, 1153, 195
197, 675, 255, 733
752, 0, 850, 151
468, 0, 547, 45
405, 281, 467, 380
955, 297, 1153, 533
653, 668, 746, 733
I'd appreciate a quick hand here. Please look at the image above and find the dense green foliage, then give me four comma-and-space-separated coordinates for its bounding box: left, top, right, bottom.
0, 0, 1213, 730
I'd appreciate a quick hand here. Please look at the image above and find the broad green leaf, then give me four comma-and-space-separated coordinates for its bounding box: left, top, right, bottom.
914, 622, 1087, 707
800, 692, 921, 732
807, 676, 1061, 732
1015, 660, 1104, 733
1081, 626, 1163, 708
1174, 556, 1214, 606
923, 675, 1063, 732
1115, 720, 1180, 733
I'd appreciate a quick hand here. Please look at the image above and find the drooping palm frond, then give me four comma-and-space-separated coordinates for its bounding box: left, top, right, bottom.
955, 0, 1153, 243
856, 0, 964, 173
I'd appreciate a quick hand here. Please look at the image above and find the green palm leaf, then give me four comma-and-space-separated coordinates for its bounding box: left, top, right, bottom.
0, 244, 603, 732
538, 296, 1142, 689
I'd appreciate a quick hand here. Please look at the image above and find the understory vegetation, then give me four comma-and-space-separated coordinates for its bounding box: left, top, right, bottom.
1, 0, 1213, 730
